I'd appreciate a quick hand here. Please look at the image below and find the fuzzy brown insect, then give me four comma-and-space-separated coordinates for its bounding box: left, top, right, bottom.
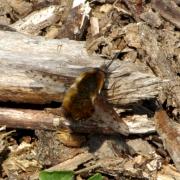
62, 68, 105, 120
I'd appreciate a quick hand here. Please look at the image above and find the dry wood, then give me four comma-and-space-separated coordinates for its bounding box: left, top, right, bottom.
0, 30, 161, 106
157, 165, 180, 179
10, 5, 64, 35
7, 0, 32, 17
0, 107, 155, 134
46, 152, 93, 171
122, 0, 142, 21
124, 115, 155, 134
0, 1, 179, 178
140, 10, 162, 28
0, 106, 126, 134
0, 107, 65, 131
152, 0, 180, 28
155, 110, 180, 171
123, 23, 180, 116
57, 3, 88, 40
0, 30, 161, 134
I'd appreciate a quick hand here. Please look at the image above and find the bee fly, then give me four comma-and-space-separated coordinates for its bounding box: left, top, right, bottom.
62, 68, 105, 120
62, 60, 129, 135
62, 60, 113, 121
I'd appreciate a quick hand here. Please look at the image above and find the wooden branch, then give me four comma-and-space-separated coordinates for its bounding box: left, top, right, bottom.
0, 30, 161, 106
0, 107, 129, 134
0, 108, 63, 130
0, 107, 155, 134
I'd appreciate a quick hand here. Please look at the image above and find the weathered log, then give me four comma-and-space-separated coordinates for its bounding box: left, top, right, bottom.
0, 30, 162, 134
0, 30, 161, 105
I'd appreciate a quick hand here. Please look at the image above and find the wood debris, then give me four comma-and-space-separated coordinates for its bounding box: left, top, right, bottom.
152, 0, 180, 28
155, 109, 180, 171
0, 0, 179, 179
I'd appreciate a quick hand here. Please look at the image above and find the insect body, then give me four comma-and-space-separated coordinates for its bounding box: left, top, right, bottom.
62, 68, 105, 120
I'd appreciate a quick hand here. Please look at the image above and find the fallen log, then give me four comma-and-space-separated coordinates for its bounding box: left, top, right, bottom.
0, 30, 161, 105
0, 30, 161, 134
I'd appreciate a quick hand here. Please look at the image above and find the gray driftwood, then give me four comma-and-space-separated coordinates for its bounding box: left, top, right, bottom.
0, 30, 161, 134
0, 30, 161, 105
